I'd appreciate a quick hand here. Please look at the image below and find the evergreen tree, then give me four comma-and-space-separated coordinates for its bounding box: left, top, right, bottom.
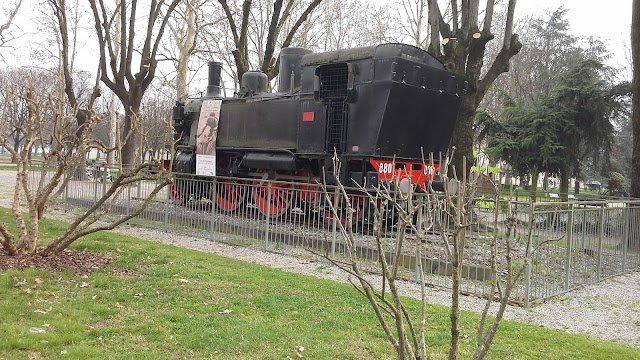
552, 60, 614, 195
483, 60, 615, 200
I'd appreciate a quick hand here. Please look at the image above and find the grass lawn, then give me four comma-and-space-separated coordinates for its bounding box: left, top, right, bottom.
1, 213, 639, 359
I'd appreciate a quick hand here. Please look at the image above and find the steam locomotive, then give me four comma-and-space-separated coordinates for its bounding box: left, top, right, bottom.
170, 43, 465, 217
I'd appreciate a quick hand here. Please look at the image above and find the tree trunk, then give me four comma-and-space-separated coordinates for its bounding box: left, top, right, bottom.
219, 0, 322, 82
449, 258, 461, 360
21, 208, 40, 254
11, 141, 19, 163
448, 190, 465, 360
629, 0, 640, 251
530, 172, 539, 202
560, 174, 569, 201
574, 180, 580, 195
176, 56, 190, 103
175, 0, 197, 103
121, 105, 142, 168
631, 0, 640, 197
450, 94, 477, 176
107, 5, 120, 167
108, 96, 118, 166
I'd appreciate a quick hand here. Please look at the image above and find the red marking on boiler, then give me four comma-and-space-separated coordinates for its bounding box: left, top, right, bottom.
302, 111, 315, 122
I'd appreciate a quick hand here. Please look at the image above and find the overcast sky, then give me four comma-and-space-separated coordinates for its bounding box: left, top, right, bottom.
3, 0, 634, 82
521, 0, 633, 72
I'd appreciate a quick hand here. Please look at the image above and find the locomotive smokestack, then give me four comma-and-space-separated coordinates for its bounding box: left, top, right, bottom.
205, 61, 222, 97
278, 47, 312, 93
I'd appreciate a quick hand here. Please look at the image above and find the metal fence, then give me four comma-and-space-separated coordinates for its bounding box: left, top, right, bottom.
31, 165, 640, 307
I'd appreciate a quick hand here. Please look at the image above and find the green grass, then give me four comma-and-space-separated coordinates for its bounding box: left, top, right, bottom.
0, 164, 17, 171
1, 213, 639, 359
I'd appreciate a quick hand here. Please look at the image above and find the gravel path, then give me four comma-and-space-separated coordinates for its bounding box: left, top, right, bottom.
1, 169, 639, 348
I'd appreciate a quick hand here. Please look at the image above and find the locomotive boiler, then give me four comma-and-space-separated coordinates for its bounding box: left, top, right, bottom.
171, 43, 465, 217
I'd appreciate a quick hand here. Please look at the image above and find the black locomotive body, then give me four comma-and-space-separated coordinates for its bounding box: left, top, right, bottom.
171, 43, 464, 215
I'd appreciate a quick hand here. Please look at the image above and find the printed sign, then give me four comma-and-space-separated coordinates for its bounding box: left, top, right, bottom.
196, 154, 216, 177
195, 99, 221, 177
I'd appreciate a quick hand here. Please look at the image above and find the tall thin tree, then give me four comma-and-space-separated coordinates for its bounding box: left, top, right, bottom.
88, 0, 181, 167
0, 0, 23, 62
425, 0, 522, 174
631, 0, 640, 197
218, 0, 323, 81
48, 0, 101, 144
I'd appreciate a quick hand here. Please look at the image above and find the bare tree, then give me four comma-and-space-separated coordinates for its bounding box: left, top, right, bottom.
631, 0, 640, 197
106, 0, 121, 167
48, 0, 101, 142
0, 0, 173, 257
159, 0, 222, 102
141, 85, 173, 160
197, 6, 242, 94
171, 0, 199, 102
204, 0, 399, 93
486, 8, 588, 111
364, 5, 401, 45
0, 69, 29, 162
217, 0, 323, 81
423, 0, 521, 174
87, 0, 181, 167
314, 0, 378, 51
0, 0, 23, 61
319, 153, 553, 360
0, 68, 172, 256
395, 0, 428, 48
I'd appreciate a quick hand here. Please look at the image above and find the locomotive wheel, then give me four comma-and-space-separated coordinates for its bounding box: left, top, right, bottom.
170, 182, 186, 205
215, 181, 246, 212
253, 178, 294, 218
325, 194, 367, 227
296, 168, 320, 204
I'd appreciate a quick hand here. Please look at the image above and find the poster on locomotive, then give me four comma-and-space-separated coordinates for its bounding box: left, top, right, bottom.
195, 99, 221, 177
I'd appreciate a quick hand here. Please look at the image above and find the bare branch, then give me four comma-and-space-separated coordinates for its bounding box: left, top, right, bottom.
0, 0, 23, 50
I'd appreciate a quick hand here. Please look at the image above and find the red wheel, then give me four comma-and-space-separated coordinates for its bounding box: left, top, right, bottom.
325, 194, 367, 226
215, 181, 246, 212
296, 168, 320, 204
170, 183, 185, 205
254, 178, 294, 218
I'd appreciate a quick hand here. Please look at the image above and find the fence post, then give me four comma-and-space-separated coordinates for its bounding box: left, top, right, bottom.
524, 259, 532, 308
264, 181, 271, 250
597, 205, 605, 280
164, 182, 170, 232
415, 246, 421, 283
524, 203, 534, 308
64, 173, 69, 213
127, 184, 131, 216
93, 169, 98, 204
623, 204, 631, 272
413, 193, 423, 283
564, 203, 574, 291
210, 177, 217, 239
416, 193, 424, 236
102, 164, 107, 197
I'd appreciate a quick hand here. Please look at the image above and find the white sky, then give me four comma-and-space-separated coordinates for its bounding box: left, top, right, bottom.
520, 0, 633, 72
2, 0, 635, 83
372, 0, 634, 74
528, 0, 632, 43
